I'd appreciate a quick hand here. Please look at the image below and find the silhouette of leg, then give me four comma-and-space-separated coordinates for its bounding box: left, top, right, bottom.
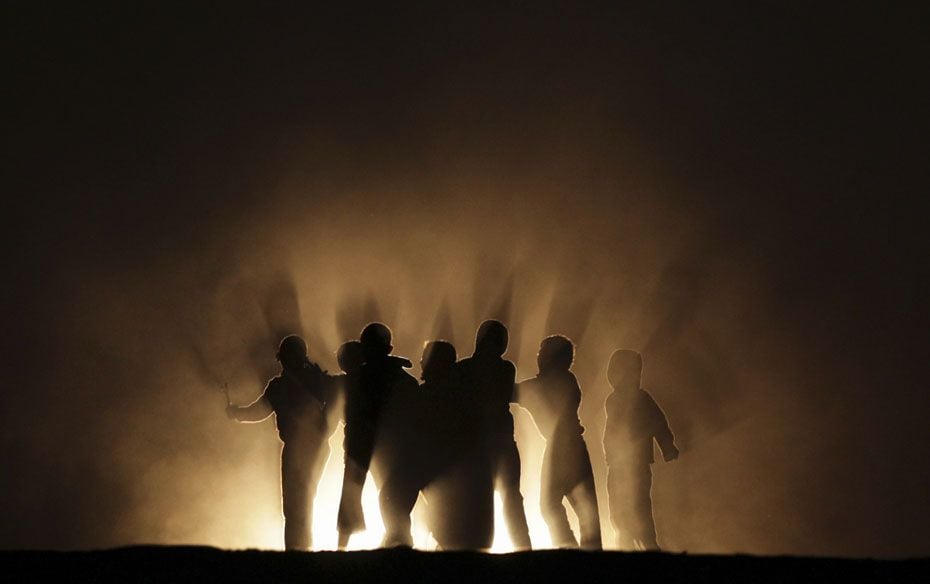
306, 440, 330, 538
567, 477, 602, 550
379, 471, 419, 548
632, 465, 659, 550
337, 458, 368, 548
540, 447, 577, 548
428, 442, 494, 550
495, 440, 532, 550
281, 442, 312, 550
606, 465, 634, 549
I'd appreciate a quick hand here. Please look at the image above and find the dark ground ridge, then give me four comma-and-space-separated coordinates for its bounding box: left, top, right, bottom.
2, 546, 926, 583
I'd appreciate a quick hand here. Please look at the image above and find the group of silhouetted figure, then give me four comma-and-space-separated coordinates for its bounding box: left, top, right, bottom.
227, 320, 679, 552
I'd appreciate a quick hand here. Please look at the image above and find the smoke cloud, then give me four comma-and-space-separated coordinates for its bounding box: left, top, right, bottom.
4, 4, 926, 557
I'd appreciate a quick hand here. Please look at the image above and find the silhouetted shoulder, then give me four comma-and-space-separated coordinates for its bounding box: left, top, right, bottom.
502, 359, 516, 378
262, 374, 288, 400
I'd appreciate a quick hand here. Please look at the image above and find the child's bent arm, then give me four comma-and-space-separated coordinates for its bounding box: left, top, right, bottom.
648, 393, 678, 460
229, 395, 274, 422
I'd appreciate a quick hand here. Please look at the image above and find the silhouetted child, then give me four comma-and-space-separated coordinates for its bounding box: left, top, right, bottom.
380, 340, 495, 550
378, 341, 445, 547
226, 335, 333, 550
352, 322, 419, 548
422, 341, 495, 550
456, 320, 532, 550
516, 335, 602, 550
603, 349, 678, 550
335, 340, 368, 549
377, 339, 432, 548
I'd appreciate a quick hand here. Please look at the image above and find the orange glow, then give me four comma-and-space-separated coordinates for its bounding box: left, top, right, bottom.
243, 418, 567, 551
310, 423, 385, 550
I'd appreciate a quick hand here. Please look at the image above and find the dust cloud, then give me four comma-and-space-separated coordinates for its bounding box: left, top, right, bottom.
4, 4, 926, 558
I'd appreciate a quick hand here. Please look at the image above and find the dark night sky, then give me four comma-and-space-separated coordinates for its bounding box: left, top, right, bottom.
4, 3, 928, 556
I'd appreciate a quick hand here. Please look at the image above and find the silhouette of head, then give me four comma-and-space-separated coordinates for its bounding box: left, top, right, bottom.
537, 335, 574, 373
474, 319, 508, 357
421, 340, 457, 382
607, 349, 642, 390
276, 335, 309, 370
337, 340, 364, 374
360, 322, 393, 359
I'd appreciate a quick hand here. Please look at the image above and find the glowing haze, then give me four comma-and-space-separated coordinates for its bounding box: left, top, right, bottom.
4, 4, 926, 558
7, 176, 898, 555
69, 187, 737, 550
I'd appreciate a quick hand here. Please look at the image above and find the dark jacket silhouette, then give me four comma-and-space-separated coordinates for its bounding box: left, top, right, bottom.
455, 320, 532, 550
517, 335, 602, 550
227, 335, 333, 551
339, 323, 418, 548
338, 341, 381, 471
366, 353, 418, 473
266, 364, 331, 441
368, 355, 419, 547
379, 341, 495, 550
422, 372, 494, 550
603, 349, 678, 551
334, 340, 370, 546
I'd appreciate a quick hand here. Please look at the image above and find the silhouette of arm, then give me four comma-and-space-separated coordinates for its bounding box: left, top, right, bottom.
646, 392, 678, 461
227, 387, 274, 423
602, 392, 618, 462
505, 361, 518, 404
512, 379, 544, 437
568, 372, 583, 416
